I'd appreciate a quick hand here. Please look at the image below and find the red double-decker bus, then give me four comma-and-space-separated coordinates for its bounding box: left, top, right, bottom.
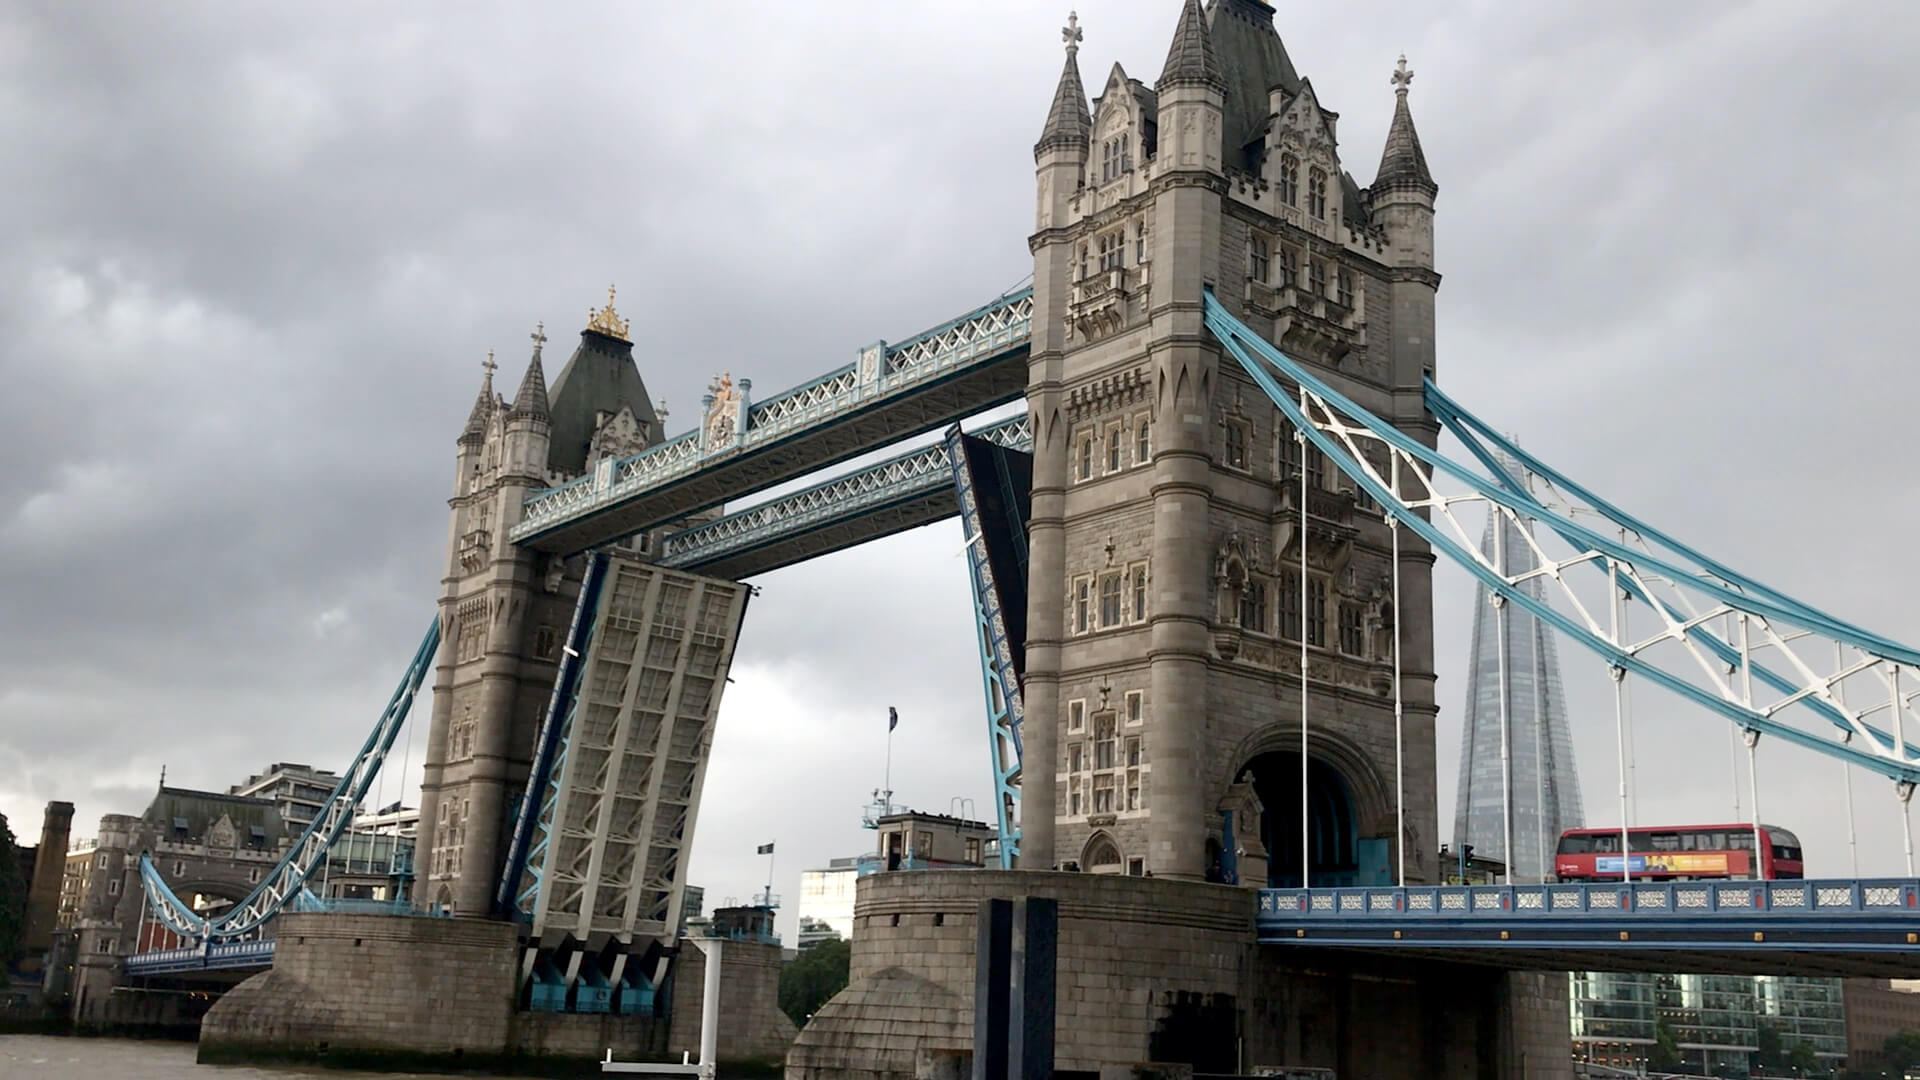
1553, 823, 1805, 882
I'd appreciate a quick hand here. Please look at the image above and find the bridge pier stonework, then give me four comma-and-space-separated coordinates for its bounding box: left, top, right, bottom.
787, 872, 1568, 1080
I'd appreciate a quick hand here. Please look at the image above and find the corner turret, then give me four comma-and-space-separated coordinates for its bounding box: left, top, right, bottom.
1155, 0, 1225, 177
1370, 55, 1437, 270
1035, 11, 1090, 233
502, 324, 553, 480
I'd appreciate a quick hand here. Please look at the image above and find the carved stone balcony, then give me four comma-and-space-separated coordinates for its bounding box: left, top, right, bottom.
1274, 283, 1366, 365
1245, 277, 1367, 365
458, 528, 492, 571
1071, 265, 1132, 340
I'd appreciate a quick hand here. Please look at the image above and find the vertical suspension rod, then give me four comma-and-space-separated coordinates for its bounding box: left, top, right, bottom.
1494, 509, 1514, 884
1297, 410, 1310, 890
1740, 615, 1764, 862
1390, 454, 1406, 889
1609, 551, 1632, 884
1836, 642, 1859, 877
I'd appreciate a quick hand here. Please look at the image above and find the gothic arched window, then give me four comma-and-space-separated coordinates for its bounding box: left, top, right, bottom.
1280, 155, 1299, 206
1309, 168, 1328, 219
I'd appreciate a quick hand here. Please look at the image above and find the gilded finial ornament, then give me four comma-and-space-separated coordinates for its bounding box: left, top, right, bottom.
1391, 54, 1413, 94
586, 283, 631, 342
1062, 10, 1082, 55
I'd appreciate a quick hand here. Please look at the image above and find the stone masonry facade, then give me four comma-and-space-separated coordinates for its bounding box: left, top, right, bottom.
1021, 0, 1443, 888
787, 870, 1570, 1080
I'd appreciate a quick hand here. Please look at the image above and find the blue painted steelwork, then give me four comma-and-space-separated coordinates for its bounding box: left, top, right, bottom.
123, 939, 275, 976
138, 619, 441, 942
659, 415, 1031, 577
1255, 878, 1920, 956
941, 425, 1029, 867
510, 289, 1033, 550
1201, 292, 1920, 784
497, 550, 611, 917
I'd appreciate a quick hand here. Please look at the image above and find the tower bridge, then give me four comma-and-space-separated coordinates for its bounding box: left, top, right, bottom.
86, 0, 1920, 1076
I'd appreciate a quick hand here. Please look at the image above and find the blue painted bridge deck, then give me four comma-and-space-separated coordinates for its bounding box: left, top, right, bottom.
1257, 878, 1920, 978
124, 939, 275, 976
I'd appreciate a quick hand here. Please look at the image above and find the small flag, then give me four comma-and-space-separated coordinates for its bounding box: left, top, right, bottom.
888, 707, 899, 732
757, 842, 774, 855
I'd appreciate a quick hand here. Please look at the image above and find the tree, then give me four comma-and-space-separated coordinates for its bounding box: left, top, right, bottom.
778, 937, 850, 1027
0, 812, 25, 963
1785, 1040, 1819, 1074
1652, 1018, 1683, 1072
1882, 1029, 1920, 1069
1755, 1022, 1785, 1071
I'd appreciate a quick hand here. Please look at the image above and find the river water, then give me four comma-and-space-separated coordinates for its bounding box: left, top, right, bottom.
0, 1035, 525, 1077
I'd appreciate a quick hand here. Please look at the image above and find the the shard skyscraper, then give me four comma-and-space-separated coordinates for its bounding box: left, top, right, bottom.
1453, 451, 1584, 881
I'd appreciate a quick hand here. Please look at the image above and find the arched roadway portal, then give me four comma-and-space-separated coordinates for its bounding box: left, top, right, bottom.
1241, 752, 1390, 889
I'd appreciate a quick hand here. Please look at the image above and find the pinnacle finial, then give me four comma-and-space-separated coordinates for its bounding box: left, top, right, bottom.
482, 349, 497, 379
1392, 54, 1414, 95
1062, 10, 1082, 55
530, 321, 547, 355
586, 283, 632, 342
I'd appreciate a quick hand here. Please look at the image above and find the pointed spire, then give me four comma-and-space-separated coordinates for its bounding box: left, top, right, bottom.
1036, 11, 1091, 155
1158, 0, 1222, 91
508, 323, 550, 422
460, 350, 497, 444
1375, 55, 1437, 197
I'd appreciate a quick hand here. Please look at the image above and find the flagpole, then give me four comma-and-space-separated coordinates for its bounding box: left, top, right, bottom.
765, 839, 776, 908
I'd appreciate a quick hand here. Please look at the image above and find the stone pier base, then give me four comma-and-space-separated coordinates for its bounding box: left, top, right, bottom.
198, 912, 794, 1071
785, 871, 1570, 1080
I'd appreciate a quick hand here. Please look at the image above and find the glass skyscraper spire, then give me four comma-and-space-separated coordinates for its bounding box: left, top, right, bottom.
1452, 451, 1584, 880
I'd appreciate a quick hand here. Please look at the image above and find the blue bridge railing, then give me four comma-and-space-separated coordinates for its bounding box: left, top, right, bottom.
1256, 877, 1920, 959
124, 938, 276, 976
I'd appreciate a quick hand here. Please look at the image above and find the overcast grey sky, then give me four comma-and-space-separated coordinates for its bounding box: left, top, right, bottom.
3, 0, 1918, 937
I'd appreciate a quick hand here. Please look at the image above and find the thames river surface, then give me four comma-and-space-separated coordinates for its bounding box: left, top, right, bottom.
0, 1035, 528, 1078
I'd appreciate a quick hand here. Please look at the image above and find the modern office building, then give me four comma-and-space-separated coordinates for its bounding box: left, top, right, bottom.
1451, 452, 1583, 882
796, 857, 860, 944
1569, 972, 1846, 1076
228, 762, 340, 832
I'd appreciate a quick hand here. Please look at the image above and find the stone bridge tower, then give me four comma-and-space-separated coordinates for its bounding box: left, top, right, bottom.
1022, 0, 1442, 886
419, 291, 663, 915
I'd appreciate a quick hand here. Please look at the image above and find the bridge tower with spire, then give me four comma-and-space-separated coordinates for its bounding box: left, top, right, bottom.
1022, 0, 1444, 888
420, 292, 665, 916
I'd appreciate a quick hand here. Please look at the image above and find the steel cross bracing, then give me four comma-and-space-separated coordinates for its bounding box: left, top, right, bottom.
1203, 292, 1920, 788
941, 427, 1026, 867
659, 415, 1032, 579
510, 290, 1034, 555
137, 620, 441, 942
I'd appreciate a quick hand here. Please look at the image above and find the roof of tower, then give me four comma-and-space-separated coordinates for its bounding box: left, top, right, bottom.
1158, 0, 1223, 91
507, 324, 551, 422
142, 786, 287, 841
1205, 0, 1301, 153
546, 325, 661, 476
1375, 55, 1437, 197
460, 353, 497, 445
1037, 12, 1092, 154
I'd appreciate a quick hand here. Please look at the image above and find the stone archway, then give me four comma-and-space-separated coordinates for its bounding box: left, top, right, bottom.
1082, 832, 1123, 874
1219, 723, 1399, 888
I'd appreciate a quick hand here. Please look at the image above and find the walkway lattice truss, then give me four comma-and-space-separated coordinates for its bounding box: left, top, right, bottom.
1203, 292, 1920, 791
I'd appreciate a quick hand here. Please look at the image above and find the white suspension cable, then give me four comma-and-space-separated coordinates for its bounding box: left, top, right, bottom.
1529, 574, 1548, 884
1620, 528, 1638, 825
1739, 615, 1764, 862
1297, 413, 1310, 890
1610, 551, 1633, 884
1899, 780, 1916, 878
1495, 511, 1514, 884
1389, 452, 1406, 888
398, 675, 419, 903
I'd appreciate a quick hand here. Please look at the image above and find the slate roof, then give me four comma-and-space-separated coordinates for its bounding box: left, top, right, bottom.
545, 330, 662, 477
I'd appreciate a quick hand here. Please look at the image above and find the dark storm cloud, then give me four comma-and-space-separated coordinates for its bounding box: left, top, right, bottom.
3, 0, 1916, 932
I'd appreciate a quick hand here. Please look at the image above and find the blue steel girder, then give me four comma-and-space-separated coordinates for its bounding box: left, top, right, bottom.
941, 426, 1026, 867
138, 618, 440, 941
123, 939, 275, 976
660, 416, 1032, 579
511, 290, 1034, 555
1256, 879, 1920, 978
1202, 291, 1920, 786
